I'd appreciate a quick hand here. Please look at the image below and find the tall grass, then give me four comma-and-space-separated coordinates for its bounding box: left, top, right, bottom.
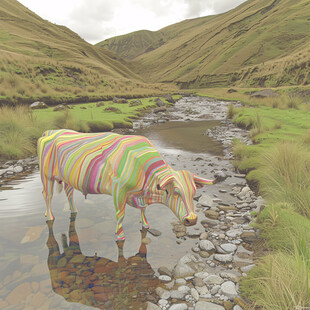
241, 202, 310, 309
256, 142, 310, 217
53, 110, 89, 133
0, 106, 48, 159
241, 249, 310, 309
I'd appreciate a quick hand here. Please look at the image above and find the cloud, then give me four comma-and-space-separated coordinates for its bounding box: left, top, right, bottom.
18, 0, 247, 44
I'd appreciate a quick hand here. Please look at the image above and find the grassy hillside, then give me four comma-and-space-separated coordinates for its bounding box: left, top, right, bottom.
99, 0, 310, 88
0, 0, 177, 104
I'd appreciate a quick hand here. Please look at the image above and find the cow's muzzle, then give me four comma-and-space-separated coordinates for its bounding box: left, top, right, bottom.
183, 214, 197, 226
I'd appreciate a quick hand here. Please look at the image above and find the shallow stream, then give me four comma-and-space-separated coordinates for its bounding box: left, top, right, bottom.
0, 99, 229, 309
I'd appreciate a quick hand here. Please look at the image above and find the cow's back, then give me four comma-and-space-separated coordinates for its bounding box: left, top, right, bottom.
38, 130, 166, 195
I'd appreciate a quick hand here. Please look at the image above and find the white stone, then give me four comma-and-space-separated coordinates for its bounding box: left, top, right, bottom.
199, 240, 215, 252
155, 287, 170, 299
195, 285, 209, 296
176, 279, 187, 285
169, 304, 188, 310
178, 285, 191, 295
191, 287, 199, 301
158, 299, 169, 307
220, 243, 237, 253
210, 285, 220, 295
195, 301, 225, 310
204, 275, 224, 285
173, 254, 206, 278
194, 271, 209, 278
226, 228, 242, 237
170, 290, 185, 299
199, 232, 209, 240
13, 166, 23, 173
220, 272, 240, 283
214, 253, 233, 263
146, 301, 161, 310
221, 281, 238, 299
159, 275, 172, 282
234, 306, 243, 310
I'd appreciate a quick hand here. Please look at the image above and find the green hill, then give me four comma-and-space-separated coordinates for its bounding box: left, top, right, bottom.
98, 0, 310, 88
0, 0, 175, 104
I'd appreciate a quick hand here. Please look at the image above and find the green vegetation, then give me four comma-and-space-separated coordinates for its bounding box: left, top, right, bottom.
0, 96, 179, 159
220, 92, 310, 308
0, 106, 48, 159
99, 0, 310, 88
0, 0, 178, 104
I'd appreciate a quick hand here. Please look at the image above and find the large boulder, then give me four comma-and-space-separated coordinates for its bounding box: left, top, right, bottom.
53, 104, 67, 111
30, 101, 48, 109
250, 89, 278, 98
113, 97, 128, 104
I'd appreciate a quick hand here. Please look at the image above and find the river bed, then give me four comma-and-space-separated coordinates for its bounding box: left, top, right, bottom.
0, 96, 257, 310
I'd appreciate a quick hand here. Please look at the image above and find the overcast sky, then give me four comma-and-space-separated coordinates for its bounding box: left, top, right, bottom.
18, 0, 247, 44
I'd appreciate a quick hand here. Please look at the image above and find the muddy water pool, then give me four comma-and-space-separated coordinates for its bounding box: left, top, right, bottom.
0, 119, 223, 309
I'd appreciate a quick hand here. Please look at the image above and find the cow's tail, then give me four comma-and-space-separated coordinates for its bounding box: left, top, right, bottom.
55, 180, 63, 194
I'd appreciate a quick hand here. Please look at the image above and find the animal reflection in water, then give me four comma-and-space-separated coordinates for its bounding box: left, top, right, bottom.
46, 214, 159, 310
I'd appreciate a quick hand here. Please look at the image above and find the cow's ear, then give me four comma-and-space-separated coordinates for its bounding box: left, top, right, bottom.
193, 174, 214, 188
158, 174, 175, 189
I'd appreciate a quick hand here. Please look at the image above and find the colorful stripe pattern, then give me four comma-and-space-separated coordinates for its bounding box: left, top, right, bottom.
38, 129, 214, 240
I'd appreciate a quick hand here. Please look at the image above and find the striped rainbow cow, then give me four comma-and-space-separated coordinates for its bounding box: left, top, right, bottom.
38, 129, 216, 240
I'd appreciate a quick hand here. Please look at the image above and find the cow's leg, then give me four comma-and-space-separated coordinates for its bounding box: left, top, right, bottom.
64, 183, 78, 214
42, 177, 55, 220
115, 205, 126, 241
140, 208, 149, 229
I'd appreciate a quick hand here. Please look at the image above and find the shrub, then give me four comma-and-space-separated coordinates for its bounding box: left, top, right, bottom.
256, 142, 310, 217
0, 106, 47, 158
226, 103, 237, 119
87, 120, 113, 132
53, 110, 89, 132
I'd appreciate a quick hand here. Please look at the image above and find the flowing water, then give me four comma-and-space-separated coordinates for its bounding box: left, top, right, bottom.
0, 111, 225, 309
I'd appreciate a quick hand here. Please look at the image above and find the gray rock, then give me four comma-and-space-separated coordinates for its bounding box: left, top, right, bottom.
220, 272, 240, 283
159, 275, 172, 282
158, 299, 169, 307
210, 285, 220, 295
155, 287, 170, 299
199, 240, 215, 252
198, 194, 213, 207
173, 254, 206, 278
13, 166, 23, 173
233, 305, 243, 310
176, 279, 187, 285
191, 288, 199, 301
169, 304, 188, 310
220, 243, 237, 253
204, 275, 224, 285
221, 281, 238, 299
195, 301, 225, 310
170, 290, 185, 299
146, 301, 161, 310
195, 285, 209, 296
158, 266, 172, 277
148, 228, 162, 236
214, 253, 233, 263
226, 229, 242, 238
30, 101, 48, 109
178, 285, 191, 295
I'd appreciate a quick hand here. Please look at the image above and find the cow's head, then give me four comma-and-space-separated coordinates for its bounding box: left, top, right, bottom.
145, 169, 214, 226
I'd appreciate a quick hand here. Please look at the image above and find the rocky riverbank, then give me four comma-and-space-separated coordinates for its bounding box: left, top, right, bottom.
134, 96, 263, 310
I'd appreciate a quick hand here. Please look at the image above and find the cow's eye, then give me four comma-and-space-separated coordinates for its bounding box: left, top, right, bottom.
165, 189, 168, 195
157, 184, 161, 190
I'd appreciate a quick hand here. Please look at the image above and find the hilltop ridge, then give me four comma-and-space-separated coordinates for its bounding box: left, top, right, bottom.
97, 0, 310, 88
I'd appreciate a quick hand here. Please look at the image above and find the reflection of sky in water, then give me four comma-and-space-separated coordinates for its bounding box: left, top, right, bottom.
0, 119, 223, 309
